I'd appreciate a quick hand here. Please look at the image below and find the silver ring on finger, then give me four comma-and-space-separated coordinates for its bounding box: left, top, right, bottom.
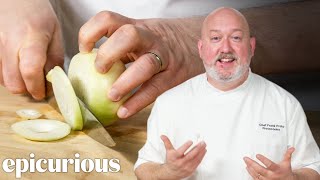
146, 51, 163, 73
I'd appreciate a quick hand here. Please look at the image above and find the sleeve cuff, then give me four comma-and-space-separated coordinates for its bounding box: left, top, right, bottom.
302, 164, 320, 175
133, 158, 150, 170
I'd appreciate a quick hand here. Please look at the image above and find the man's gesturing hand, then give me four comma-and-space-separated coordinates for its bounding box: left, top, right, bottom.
78, 11, 204, 118
244, 147, 296, 180
158, 135, 207, 179
0, 0, 64, 100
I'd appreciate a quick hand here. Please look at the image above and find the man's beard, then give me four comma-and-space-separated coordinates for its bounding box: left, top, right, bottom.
203, 53, 250, 83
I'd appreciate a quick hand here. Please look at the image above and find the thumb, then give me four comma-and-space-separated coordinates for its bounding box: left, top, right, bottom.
161, 135, 174, 151
283, 147, 295, 162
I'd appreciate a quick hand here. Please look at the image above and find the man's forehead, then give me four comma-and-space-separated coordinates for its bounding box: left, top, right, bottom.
209, 29, 244, 33
203, 8, 250, 35
207, 13, 246, 28
207, 7, 244, 21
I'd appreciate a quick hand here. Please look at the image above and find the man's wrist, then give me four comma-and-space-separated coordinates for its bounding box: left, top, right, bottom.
291, 171, 299, 180
156, 163, 180, 180
291, 168, 320, 180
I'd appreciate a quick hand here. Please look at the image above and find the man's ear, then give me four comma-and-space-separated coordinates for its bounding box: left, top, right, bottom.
198, 40, 203, 58
250, 37, 256, 57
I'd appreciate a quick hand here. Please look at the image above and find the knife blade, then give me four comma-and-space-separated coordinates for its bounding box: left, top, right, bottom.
77, 98, 116, 147
46, 66, 116, 147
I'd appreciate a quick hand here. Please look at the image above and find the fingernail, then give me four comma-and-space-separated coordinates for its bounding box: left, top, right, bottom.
160, 135, 166, 141
33, 94, 45, 101
108, 88, 120, 101
95, 60, 106, 73
79, 44, 86, 53
118, 106, 128, 118
200, 141, 206, 147
95, 60, 113, 74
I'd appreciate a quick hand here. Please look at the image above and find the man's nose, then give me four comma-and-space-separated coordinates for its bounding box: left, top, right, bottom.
220, 39, 232, 53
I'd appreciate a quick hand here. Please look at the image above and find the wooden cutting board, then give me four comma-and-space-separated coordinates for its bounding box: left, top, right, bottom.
0, 86, 150, 180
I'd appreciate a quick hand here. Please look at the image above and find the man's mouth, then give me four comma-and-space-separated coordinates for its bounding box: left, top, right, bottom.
218, 58, 235, 63
215, 55, 237, 69
215, 53, 237, 64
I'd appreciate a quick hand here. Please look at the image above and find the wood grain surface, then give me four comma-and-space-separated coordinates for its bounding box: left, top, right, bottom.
0, 86, 150, 180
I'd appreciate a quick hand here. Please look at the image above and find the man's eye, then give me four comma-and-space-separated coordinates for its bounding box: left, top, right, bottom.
232, 36, 242, 41
210, 37, 220, 42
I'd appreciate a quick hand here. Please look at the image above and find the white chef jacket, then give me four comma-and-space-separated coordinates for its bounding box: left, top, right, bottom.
135, 71, 320, 179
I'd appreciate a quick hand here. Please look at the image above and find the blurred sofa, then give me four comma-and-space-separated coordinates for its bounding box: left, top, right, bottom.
242, 0, 320, 111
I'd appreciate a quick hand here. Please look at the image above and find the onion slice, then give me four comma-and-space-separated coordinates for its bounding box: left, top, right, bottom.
16, 109, 42, 119
46, 66, 83, 130
11, 119, 71, 141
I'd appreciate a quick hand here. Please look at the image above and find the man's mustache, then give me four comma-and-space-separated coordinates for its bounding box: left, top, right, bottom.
215, 53, 238, 61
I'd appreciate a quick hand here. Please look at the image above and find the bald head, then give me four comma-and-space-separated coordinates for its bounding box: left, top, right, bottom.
198, 7, 256, 90
201, 7, 251, 39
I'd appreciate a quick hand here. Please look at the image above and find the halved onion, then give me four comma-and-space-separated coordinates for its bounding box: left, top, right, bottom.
68, 49, 127, 126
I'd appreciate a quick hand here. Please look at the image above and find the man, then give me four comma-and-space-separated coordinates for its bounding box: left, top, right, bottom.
1, 0, 319, 119
134, 7, 320, 179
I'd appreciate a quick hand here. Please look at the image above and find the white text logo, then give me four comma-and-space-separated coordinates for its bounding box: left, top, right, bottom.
2, 153, 121, 178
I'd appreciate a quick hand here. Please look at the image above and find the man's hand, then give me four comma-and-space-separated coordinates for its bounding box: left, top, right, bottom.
158, 135, 207, 179
0, 0, 64, 100
78, 11, 205, 118
244, 147, 296, 180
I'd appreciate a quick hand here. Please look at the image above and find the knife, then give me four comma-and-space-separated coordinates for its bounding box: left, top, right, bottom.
47, 95, 116, 147
46, 66, 116, 147
77, 98, 116, 147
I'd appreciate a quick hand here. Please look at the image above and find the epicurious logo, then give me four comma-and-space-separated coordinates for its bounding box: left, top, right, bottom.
1, 153, 121, 178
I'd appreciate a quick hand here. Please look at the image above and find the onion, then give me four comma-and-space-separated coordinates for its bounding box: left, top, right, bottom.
68, 49, 127, 126
11, 119, 71, 141
16, 109, 42, 119
46, 66, 83, 130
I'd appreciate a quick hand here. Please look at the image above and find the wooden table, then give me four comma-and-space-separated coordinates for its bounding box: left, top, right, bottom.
0, 86, 150, 180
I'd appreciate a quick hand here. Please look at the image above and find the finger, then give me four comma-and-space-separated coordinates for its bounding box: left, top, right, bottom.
176, 140, 193, 156
19, 35, 49, 100
195, 148, 207, 164
243, 157, 269, 176
117, 71, 173, 118
283, 147, 295, 162
45, 26, 64, 98
2, 46, 26, 94
160, 135, 174, 151
108, 52, 163, 102
0, 59, 3, 86
46, 25, 64, 72
95, 24, 156, 73
184, 142, 206, 161
255, 154, 278, 171
246, 166, 260, 180
79, 11, 134, 53
0, 40, 3, 86
189, 149, 207, 170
